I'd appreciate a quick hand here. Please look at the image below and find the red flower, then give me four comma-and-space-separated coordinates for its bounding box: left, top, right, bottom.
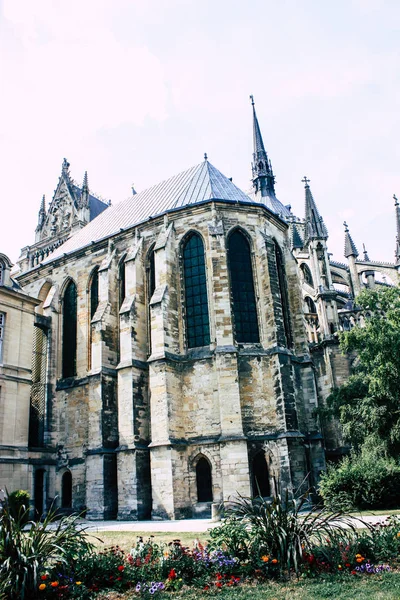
203, 585, 210, 590
351, 570, 357, 575
168, 568, 177, 580
216, 573, 222, 580
117, 565, 125, 572
216, 582, 223, 588
345, 563, 351, 568
50, 581, 59, 588
40, 575, 48, 581
117, 577, 122, 581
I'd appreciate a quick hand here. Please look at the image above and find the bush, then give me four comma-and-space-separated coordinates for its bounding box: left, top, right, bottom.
224, 487, 355, 576
319, 452, 400, 511
6, 490, 30, 525
0, 492, 93, 599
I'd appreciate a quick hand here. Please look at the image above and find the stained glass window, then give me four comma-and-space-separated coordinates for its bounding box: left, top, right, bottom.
228, 230, 259, 343
274, 242, 293, 348
62, 280, 77, 378
183, 233, 210, 348
196, 457, 213, 502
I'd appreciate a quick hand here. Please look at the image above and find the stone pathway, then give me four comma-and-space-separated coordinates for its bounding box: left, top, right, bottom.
78, 513, 394, 533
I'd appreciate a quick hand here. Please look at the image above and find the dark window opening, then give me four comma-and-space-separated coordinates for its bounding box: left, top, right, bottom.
61, 471, 72, 508
148, 247, 156, 300
196, 457, 213, 502
90, 269, 99, 319
34, 469, 45, 518
305, 296, 317, 314
274, 242, 293, 348
119, 259, 126, 308
62, 281, 77, 378
252, 452, 270, 497
183, 233, 210, 348
301, 264, 314, 287
228, 230, 259, 343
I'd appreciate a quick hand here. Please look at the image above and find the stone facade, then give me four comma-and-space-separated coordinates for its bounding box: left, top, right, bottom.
2, 101, 399, 519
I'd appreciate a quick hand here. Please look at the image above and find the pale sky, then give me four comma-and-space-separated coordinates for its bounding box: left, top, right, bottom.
1, 0, 399, 269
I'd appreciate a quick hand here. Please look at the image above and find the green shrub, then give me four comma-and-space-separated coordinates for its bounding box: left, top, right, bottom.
319, 452, 400, 511
208, 515, 251, 561
226, 488, 354, 576
0, 492, 93, 599
6, 490, 30, 526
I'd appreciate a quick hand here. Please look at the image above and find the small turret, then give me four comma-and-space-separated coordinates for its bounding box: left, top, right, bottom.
303, 177, 328, 244
344, 222, 361, 296
35, 195, 46, 242
344, 221, 358, 258
81, 171, 89, 208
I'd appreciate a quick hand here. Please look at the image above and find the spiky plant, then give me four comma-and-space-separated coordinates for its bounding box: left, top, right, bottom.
227, 485, 357, 576
0, 493, 93, 599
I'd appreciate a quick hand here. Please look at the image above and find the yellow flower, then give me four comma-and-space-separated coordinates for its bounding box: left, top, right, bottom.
75, 581, 82, 586
39, 584, 46, 591
261, 555, 269, 562
397, 532, 400, 538
356, 557, 364, 563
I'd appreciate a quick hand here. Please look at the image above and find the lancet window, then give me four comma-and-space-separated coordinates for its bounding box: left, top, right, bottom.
227, 230, 259, 343
0, 312, 4, 362
274, 242, 293, 348
62, 280, 77, 378
183, 232, 210, 348
29, 325, 48, 447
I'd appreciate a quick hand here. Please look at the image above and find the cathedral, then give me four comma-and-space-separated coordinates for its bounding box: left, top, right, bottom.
1, 99, 399, 520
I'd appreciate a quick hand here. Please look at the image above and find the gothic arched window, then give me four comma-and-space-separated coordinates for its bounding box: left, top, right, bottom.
119, 258, 126, 308
228, 230, 259, 343
183, 233, 210, 348
301, 263, 314, 287
305, 296, 317, 314
90, 269, 99, 320
274, 242, 293, 348
196, 457, 213, 502
252, 452, 270, 497
62, 280, 77, 378
88, 269, 99, 369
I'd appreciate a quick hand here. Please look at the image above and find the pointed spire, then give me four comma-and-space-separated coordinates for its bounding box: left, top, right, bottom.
344, 221, 358, 258
82, 170, 89, 192
250, 95, 276, 196
36, 194, 46, 229
303, 176, 328, 243
131, 183, 137, 196
362, 243, 370, 261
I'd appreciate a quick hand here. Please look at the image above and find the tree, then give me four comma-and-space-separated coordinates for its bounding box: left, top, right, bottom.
326, 286, 400, 458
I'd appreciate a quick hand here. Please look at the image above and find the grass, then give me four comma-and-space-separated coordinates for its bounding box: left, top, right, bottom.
88, 530, 206, 552
95, 573, 400, 599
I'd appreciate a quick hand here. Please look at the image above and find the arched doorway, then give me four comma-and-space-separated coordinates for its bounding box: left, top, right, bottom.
252, 452, 270, 497
196, 457, 213, 502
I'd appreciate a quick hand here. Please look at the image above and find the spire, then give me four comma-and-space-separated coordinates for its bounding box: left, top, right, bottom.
82, 170, 89, 193
62, 157, 70, 176
250, 95, 276, 196
303, 176, 328, 243
344, 221, 358, 258
36, 194, 46, 229
80, 170, 89, 208
362, 243, 370, 261
394, 194, 400, 264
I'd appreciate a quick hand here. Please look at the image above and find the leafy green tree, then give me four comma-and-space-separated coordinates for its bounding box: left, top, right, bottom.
326, 286, 400, 457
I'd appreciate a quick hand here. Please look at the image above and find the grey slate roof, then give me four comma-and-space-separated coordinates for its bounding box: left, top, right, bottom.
44, 160, 284, 264
72, 185, 109, 220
